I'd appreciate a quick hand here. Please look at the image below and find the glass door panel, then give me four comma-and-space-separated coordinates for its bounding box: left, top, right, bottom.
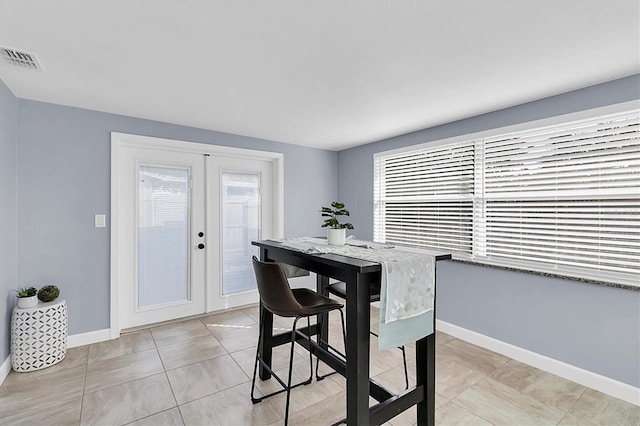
221, 172, 260, 295
207, 155, 273, 312
118, 145, 205, 329
137, 165, 190, 308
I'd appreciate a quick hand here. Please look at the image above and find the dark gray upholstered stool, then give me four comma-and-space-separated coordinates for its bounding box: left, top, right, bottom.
251, 256, 346, 426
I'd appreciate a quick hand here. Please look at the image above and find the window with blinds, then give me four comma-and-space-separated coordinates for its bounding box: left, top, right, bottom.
374, 142, 476, 254
374, 108, 639, 286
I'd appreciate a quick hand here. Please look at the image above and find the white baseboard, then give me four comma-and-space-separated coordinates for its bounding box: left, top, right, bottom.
0, 355, 11, 386
67, 328, 112, 348
436, 320, 640, 407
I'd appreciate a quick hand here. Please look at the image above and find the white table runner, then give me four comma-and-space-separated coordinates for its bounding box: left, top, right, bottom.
275, 237, 435, 350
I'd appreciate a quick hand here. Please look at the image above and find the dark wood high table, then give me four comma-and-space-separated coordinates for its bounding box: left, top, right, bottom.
252, 239, 451, 425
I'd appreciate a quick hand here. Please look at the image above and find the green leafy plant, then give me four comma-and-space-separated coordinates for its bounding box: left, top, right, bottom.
15, 287, 37, 298
37, 285, 60, 302
321, 201, 354, 230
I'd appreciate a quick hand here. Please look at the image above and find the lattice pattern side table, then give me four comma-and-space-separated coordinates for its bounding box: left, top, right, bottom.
11, 299, 68, 372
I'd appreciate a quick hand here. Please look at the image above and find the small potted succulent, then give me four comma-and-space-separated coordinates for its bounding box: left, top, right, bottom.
321, 201, 354, 246
15, 287, 38, 309
38, 285, 60, 303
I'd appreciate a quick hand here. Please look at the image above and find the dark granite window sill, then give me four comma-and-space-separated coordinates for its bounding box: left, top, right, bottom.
447, 258, 639, 292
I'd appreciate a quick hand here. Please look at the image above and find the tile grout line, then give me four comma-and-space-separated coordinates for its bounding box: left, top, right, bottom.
175, 380, 253, 408
151, 327, 185, 426
81, 335, 176, 424
78, 346, 91, 424
163, 370, 185, 425
155, 324, 231, 373
556, 386, 588, 425
225, 340, 284, 419
451, 399, 497, 426
80, 347, 164, 396
121, 407, 179, 426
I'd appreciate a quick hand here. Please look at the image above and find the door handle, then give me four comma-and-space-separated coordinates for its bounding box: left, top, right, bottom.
197, 243, 205, 249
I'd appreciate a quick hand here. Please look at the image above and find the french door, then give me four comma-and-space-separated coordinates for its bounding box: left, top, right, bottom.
206, 156, 274, 311
113, 134, 281, 331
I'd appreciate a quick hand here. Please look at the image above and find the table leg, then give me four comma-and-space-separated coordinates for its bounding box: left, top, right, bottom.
258, 301, 274, 380
317, 274, 330, 350
258, 247, 273, 380
416, 332, 435, 426
345, 271, 371, 425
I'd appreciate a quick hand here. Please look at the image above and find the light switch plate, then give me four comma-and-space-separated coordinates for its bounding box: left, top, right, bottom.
95, 214, 106, 228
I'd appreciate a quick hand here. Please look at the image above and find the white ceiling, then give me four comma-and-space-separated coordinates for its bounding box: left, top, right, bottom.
0, 1, 638, 151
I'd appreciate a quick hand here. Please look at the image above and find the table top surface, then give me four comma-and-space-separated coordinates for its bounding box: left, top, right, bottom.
253, 239, 451, 274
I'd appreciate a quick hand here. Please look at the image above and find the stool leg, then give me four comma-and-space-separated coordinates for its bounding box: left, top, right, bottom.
338, 309, 347, 351
315, 309, 327, 380
250, 309, 265, 403
285, 317, 302, 426
306, 316, 313, 383
315, 309, 331, 380
316, 308, 347, 381
401, 345, 409, 390
371, 330, 410, 391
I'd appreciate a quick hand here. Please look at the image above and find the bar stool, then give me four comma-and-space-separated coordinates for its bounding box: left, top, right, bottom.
319, 281, 410, 390
250, 256, 346, 426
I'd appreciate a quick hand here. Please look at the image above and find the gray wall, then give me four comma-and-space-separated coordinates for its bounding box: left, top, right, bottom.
15, 100, 337, 337
0, 80, 18, 362
4, 74, 639, 389
337, 74, 640, 387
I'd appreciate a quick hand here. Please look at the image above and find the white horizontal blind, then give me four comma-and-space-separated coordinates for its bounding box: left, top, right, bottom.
482, 111, 640, 280
484, 112, 639, 197
374, 108, 640, 286
484, 199, 639, 276
374, 142, 475, 255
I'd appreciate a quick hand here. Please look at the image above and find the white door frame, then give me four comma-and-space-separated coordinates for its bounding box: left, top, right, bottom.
110, 132, 284, 339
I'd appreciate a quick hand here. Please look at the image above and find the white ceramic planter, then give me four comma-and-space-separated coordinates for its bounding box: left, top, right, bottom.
17, 295, 38, 309
327, 228, 346, 246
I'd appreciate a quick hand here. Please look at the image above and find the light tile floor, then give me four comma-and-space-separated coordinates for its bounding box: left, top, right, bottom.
1, 305, 638, 425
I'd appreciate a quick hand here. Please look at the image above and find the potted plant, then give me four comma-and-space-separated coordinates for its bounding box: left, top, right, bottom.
38, 285, 60, 303
15, 287, 38, 309
321, 201, 354, 246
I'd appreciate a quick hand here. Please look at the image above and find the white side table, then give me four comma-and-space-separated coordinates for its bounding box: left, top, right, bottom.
11, 299, 68, 372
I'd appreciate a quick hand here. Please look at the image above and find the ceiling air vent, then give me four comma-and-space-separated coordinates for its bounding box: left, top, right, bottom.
0, 47, 43, 71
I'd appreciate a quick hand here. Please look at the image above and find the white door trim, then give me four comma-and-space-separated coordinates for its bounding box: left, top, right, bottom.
110, 132, 284, 339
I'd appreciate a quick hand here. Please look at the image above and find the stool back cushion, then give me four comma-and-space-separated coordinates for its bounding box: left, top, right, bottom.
252, 256, 302, 317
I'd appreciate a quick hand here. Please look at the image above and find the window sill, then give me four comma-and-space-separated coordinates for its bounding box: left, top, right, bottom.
448, 258, 640, 292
